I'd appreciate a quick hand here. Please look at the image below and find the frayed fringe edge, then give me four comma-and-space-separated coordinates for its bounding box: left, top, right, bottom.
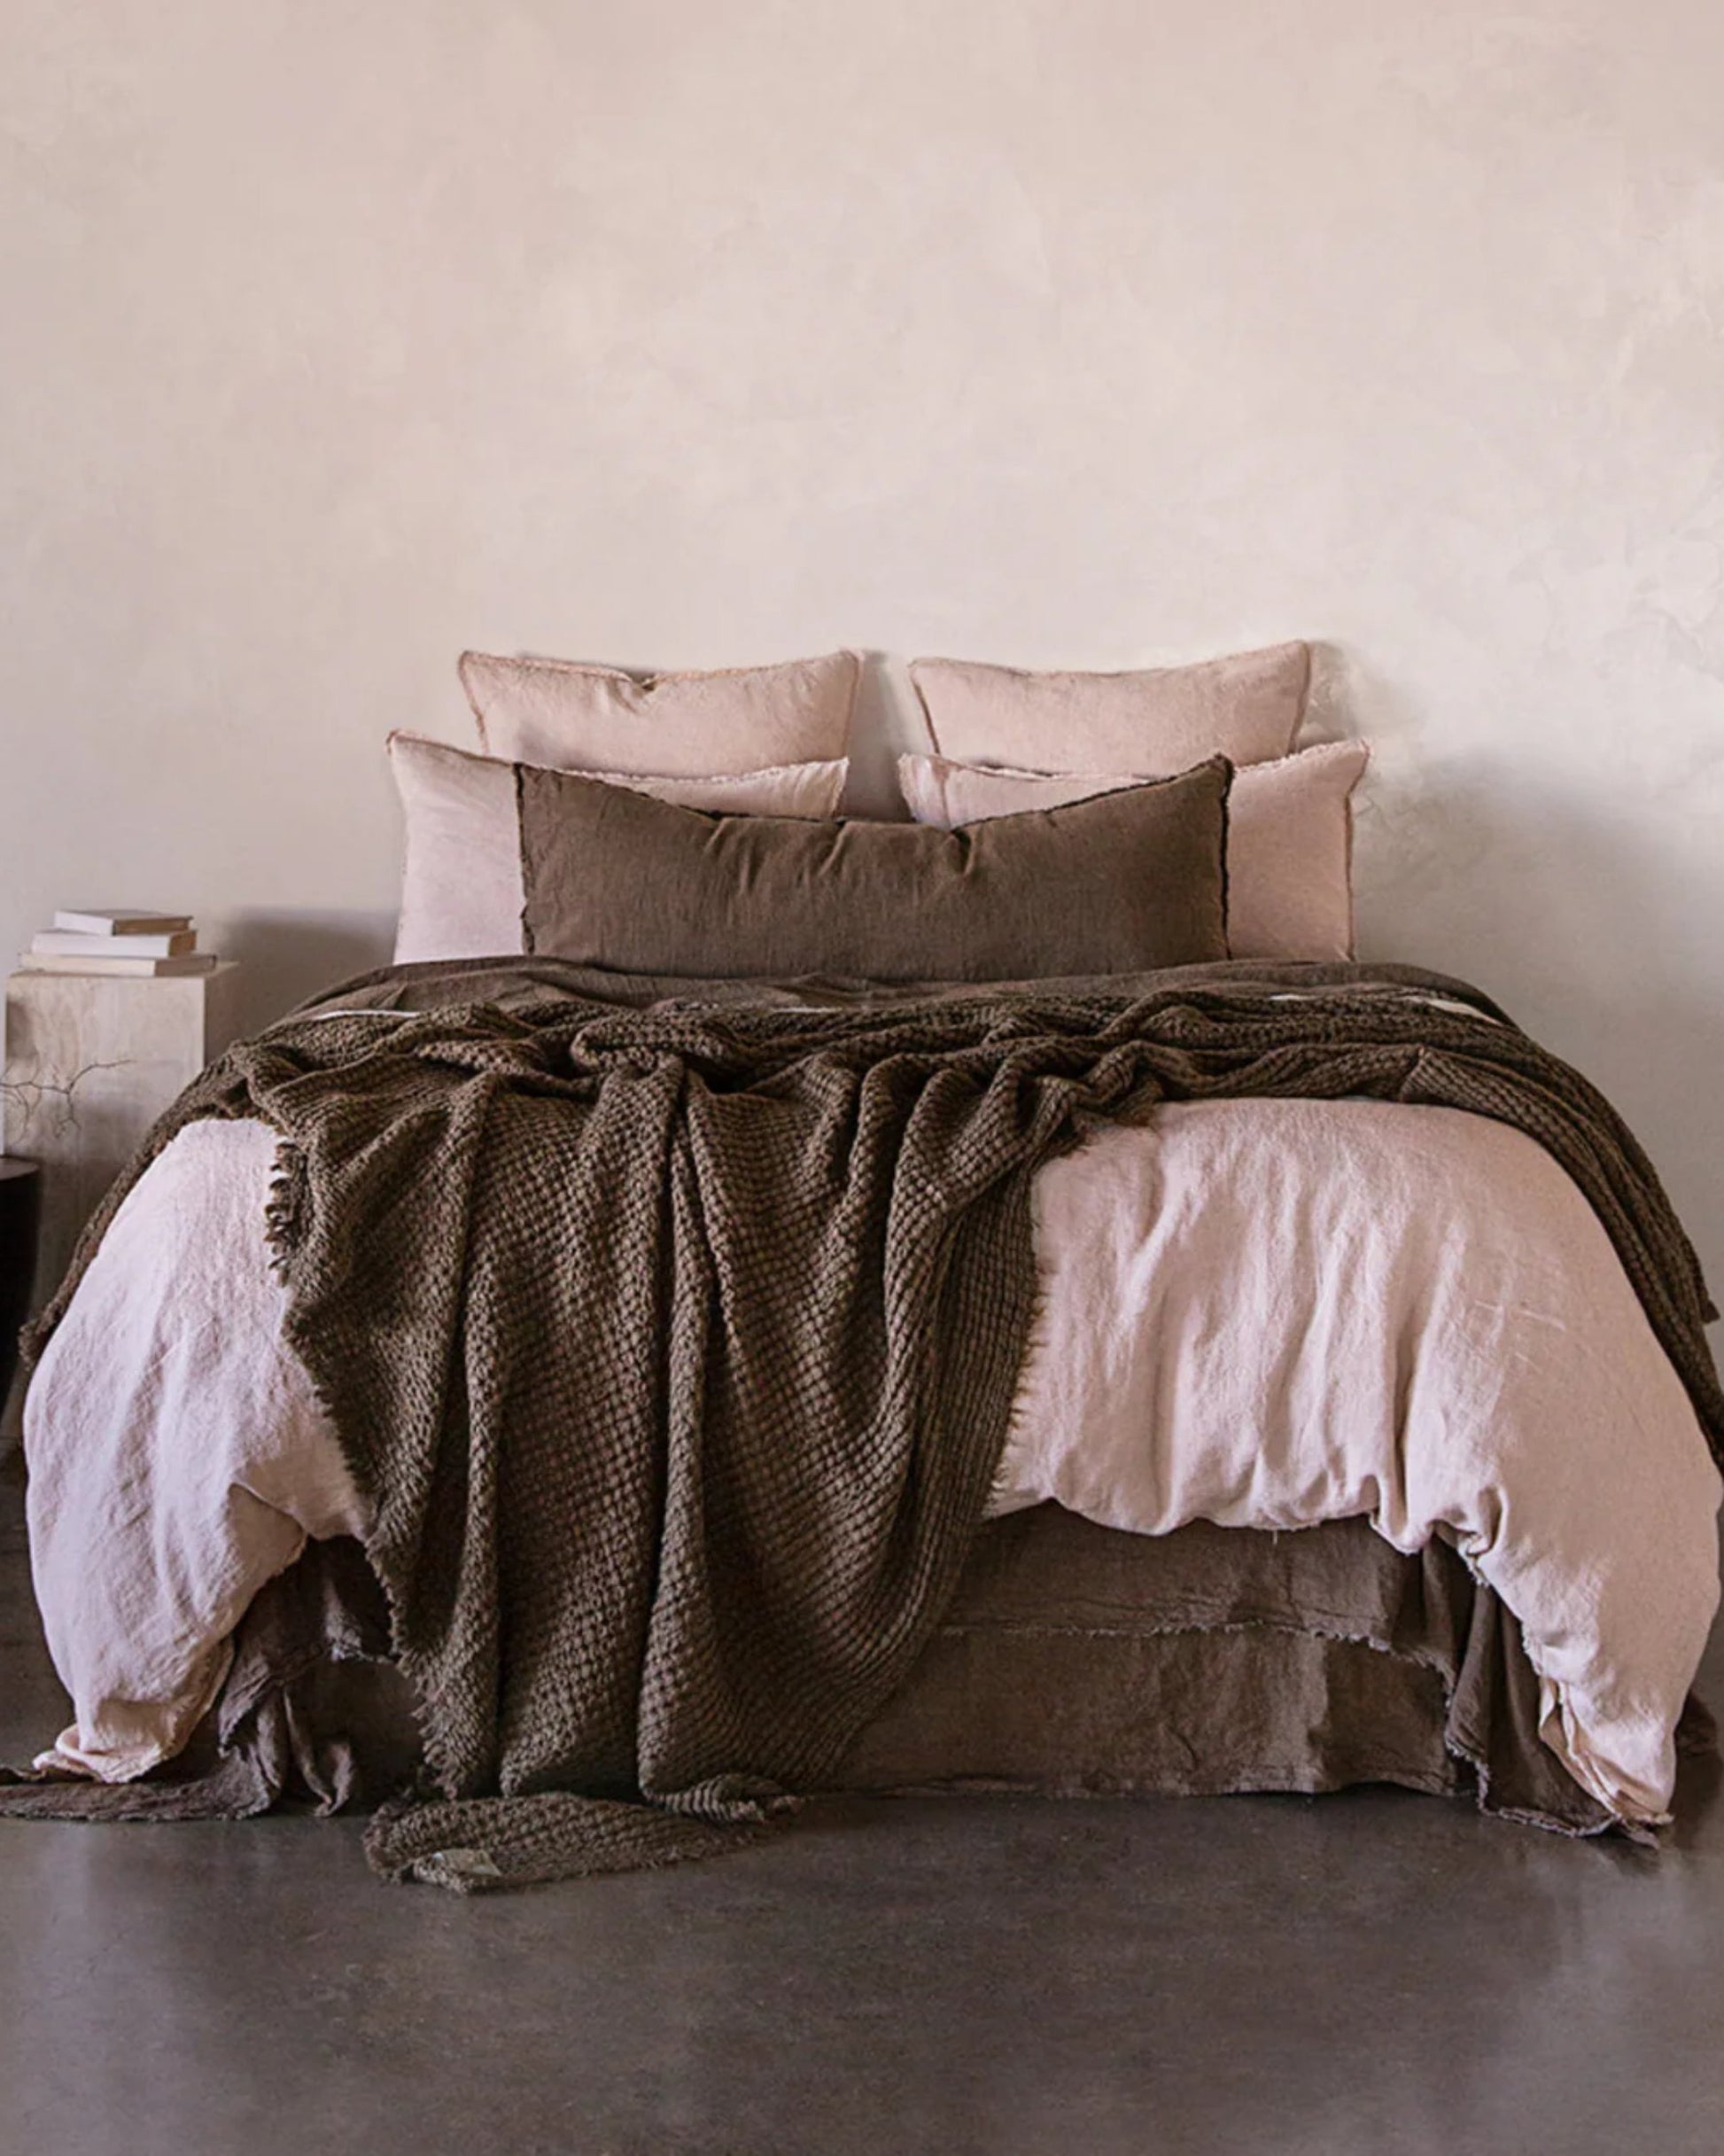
263, 1141, 310, 1283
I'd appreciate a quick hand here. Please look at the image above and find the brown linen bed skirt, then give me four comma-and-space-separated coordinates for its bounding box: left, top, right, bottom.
5, 1507, 1711, 1837
843, 1507, 1617, 1827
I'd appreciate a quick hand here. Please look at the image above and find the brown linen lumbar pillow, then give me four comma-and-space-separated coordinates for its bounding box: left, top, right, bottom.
519, 758, 1233, 981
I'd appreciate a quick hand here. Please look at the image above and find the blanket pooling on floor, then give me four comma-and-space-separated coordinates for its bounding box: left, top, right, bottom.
18, 961, 1724, 1887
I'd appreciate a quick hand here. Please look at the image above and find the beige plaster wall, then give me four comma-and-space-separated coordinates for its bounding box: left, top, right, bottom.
4, 1, 1723, 1301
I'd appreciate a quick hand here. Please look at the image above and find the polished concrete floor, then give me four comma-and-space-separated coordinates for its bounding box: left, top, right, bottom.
4, 1467, 1724, 2156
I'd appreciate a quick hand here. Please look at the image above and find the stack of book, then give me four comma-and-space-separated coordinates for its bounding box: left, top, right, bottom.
18, 909, 217, 977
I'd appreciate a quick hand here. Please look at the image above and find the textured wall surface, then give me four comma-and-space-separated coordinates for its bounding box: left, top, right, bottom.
4, 2, 1723, 1305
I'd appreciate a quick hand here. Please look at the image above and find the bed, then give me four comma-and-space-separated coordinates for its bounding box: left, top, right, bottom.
5, 641, 1720, 1888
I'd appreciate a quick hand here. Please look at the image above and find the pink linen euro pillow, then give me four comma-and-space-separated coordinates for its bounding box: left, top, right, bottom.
458, 649, 861, 776
897, 739, 1369, 962
909, 642, 1310, 772
389, 731, 849, 965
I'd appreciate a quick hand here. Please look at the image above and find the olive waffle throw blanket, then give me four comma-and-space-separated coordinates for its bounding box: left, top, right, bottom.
18, 961, 1724, 1888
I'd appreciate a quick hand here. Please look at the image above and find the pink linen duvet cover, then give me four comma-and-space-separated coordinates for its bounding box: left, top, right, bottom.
22, 1091, 1720, 1830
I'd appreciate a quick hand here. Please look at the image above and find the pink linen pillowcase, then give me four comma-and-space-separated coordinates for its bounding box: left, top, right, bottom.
389, 731, 849, 965
458, 649, 861, 777
908, 642, 1311, 772
897, 739, 1369, 962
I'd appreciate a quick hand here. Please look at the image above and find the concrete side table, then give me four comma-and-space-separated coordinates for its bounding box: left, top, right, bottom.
3, 961, 243, 1321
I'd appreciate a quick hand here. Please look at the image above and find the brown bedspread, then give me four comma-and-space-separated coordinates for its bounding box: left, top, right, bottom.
18, 959, 1724, 1887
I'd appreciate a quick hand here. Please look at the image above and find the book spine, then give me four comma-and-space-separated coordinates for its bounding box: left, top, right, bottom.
17, 953, 217, 977
31, 930, 197, 958
52, 912, 193, 937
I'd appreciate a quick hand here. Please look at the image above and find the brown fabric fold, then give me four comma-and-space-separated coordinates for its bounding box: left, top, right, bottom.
0, 1537, 398, 1822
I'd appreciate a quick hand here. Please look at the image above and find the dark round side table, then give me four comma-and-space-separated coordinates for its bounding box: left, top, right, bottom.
0, 1158, 43, 1409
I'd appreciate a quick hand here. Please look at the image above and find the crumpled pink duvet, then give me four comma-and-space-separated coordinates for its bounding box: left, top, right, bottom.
22, 1098, 1722, 1825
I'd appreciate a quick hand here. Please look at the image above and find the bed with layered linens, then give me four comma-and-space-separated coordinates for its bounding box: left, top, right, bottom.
4, 642, 1720, 1891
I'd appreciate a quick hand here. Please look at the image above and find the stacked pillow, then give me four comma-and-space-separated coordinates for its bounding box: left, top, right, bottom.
906, 642, 1312, 772
391, 639, 1365, 976
391, 735, 851, 965
900, 642, 1368, 963
393, 651, 860, 963
458, 649, 862, 775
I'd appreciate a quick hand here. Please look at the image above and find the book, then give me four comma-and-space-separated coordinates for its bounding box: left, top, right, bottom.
17, 953, 218, 978
51, 908, 193, 938
33, 929, 197, 959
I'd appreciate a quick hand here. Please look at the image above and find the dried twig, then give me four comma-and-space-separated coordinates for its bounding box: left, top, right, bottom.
1, 1060, 129, 1141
